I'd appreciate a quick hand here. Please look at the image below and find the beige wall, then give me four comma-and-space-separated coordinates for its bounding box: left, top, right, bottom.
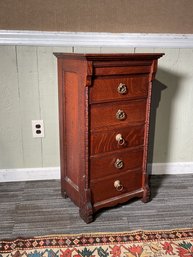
0, 45, 193, 169
0, 0, 193, 33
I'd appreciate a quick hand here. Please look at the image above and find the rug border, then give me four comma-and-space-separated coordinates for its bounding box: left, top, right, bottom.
1, 227, 193, 244
35, 227, 193, 239
1, 228, 193, 256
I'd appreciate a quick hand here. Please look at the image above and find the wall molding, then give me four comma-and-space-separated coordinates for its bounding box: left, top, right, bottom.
0, 163, 193, 182
0, 30, 193, 48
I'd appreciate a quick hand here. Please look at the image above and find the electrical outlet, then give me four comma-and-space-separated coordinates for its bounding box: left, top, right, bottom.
32, 120, 44, 138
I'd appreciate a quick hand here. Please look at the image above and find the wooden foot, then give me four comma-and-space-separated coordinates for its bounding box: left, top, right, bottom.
79, 210, 93, 224
79, 205, 93, 224
141, 185, 151, 203
78, 188, 94, 223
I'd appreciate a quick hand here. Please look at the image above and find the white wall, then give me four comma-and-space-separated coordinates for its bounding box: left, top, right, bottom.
0, 43, 193, 180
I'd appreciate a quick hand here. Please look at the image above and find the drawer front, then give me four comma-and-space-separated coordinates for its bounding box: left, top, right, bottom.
90, 148, 143, 180
91, 170, 142, 203
90, 100, 146, 130
90, 76, 149, 103
94, 64, 151, 76
90, 125, 144, 155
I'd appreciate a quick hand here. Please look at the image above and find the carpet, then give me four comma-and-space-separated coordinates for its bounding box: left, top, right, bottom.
1, 228, 193, 257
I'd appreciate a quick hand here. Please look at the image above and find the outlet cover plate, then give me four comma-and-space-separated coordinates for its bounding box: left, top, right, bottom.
32, 120, 44, 138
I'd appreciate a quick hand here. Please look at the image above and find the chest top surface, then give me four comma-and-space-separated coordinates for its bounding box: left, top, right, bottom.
54, 53, 164, 61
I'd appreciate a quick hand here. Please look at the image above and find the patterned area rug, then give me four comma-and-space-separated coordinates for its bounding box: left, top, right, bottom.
1, 228, 193, 257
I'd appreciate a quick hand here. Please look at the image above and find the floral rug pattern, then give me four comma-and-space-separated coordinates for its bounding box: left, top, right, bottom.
1, 228, 193, 257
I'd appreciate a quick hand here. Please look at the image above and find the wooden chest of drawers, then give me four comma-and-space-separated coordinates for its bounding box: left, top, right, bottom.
54, 53, 164, 223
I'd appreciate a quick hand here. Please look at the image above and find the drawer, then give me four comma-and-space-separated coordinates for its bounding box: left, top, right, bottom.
90, 125, 144, 155
91, 170, 142, 204
90, 148, 143, 180
90, 75, 149, 103
90, 99, 146, 130
94, 64, 151, 76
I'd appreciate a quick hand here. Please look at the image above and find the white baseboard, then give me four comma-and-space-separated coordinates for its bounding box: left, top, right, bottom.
0, 30, 193, 48
0, 167, 60, 182
0, 163, 193, 182
148, 162, 193, 175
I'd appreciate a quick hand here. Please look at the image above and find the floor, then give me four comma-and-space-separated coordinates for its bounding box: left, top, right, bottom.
0, 175, 193, 240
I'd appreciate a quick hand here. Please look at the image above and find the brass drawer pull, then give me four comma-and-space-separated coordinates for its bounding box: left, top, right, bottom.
114, 180, 123, 191
116, 109, 126, 120
114, 158, 124, 169
117, 83, 127, 94
115, 133, 125, 146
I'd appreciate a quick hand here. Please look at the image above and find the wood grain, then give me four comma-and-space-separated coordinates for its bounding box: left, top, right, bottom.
64, 71, 79, 186
90, 75, 149, 104
90, 100, 147, 130
90, 125, 145, 155
90, 170, 142, 204
90, 147, 144, 180
94, 65, 151, 76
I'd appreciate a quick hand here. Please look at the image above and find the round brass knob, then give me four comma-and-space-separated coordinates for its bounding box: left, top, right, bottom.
114, 159, 124, 169
117, 83, 127, 94
115, 133, 125, 146
116, 109, 126, 120
114, 180, 124, 191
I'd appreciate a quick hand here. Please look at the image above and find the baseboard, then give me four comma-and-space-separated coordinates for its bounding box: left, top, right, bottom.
148, 162, 193, 175
0, 163, 193, 182
0, 30, 193, 48
0, 167, 60, 182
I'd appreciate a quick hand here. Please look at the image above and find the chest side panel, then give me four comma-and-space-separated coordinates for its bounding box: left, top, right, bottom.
58, 57, 90, 207
63, 71, 79, 188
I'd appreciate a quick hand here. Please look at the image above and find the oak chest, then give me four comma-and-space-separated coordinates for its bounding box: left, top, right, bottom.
54, 53, 164, 223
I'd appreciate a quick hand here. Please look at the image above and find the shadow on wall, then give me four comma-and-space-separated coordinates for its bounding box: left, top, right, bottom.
148, 67, 184, 174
